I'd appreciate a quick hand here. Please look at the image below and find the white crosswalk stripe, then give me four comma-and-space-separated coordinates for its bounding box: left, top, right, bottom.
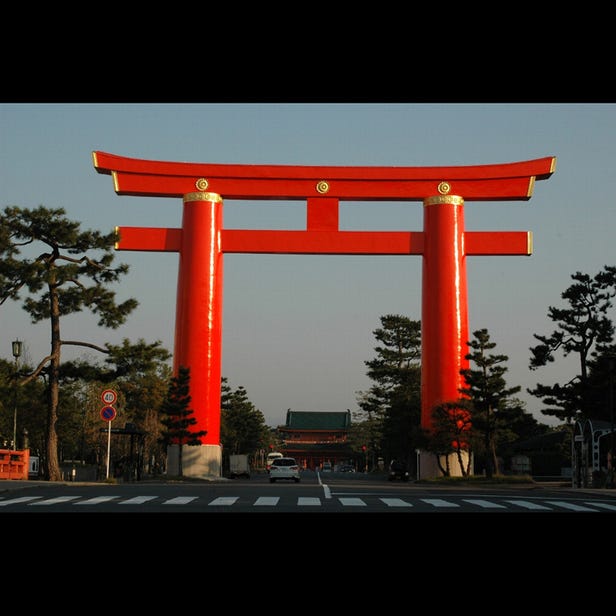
209, 496, 239, 506
380, 498, 413, 507
29, 496, 82, 505
163, 496, 199, 505
463, 499, 507, 509
0, 496, 42, 506
421, 498, 460, 508
505, 499, 553, 510
254, 496, 279, 506
118, 496, 158, 505
544, 501, 598, 512
586, 501, 616, 511
74, 496, 120, 505
298, 497, 321, 506
339, 497, 367, 506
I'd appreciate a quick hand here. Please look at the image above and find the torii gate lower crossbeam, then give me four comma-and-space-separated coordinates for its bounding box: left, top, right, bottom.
93, 152, 556, 479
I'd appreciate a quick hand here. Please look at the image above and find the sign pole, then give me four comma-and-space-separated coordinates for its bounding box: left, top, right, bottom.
106, 419, 112, 479
100, 390, 118, 480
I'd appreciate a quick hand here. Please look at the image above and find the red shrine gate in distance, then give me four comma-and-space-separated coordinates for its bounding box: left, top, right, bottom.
93, 152, 556, 479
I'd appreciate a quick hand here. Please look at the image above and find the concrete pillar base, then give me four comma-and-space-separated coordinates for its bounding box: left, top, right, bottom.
416, 449, 473, 480
166, 443, 222, 478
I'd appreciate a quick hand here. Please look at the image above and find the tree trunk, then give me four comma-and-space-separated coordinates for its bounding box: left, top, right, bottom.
45, 280, 63, 482
45, 362, 62, 481
491, 438, 499, 477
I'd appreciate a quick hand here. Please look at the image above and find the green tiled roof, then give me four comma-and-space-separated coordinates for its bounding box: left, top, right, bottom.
284, 410, 351, 430
282, 442, 353, 453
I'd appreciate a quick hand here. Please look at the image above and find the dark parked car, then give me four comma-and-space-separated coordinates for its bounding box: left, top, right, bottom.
338, 464, 355, 473
388, 460, 409, 482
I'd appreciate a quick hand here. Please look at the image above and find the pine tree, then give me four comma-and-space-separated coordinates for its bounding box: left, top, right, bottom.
158, 366, 206, 477
358, 314, 422, 467
460, 328, 522, 478
528, 266, 616, 423
0, 206, 139, 481
220, 377, 269, 456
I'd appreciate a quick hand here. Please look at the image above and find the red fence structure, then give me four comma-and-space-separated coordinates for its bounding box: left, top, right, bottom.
0, 448, 30, 480
93, 152, 556, 478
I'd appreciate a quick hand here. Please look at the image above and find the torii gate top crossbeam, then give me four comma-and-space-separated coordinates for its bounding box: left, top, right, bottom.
92, 152, 556, 202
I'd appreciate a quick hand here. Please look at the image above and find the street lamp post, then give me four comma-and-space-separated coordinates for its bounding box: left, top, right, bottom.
415, 448, 421, 481
11, 340, 22, 451
609, 357, 614, 488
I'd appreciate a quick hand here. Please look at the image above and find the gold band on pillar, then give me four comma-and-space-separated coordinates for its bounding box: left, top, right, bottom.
183, 192, 223, 204
424, 195, 464, 206
113, 225, 120, 250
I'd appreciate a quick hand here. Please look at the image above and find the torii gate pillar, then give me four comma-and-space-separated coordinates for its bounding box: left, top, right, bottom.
420, 194, 470, 478
166, 192, 224, 477
93, 152, 556, 479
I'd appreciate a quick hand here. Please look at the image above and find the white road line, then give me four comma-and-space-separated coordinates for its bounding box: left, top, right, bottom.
209, 496, 239, 506
585, 501, 616, 511
118, 496, 158, 505
29, 496, 82, 506
298, 497, 321, 506
463, 499, 507, 509
254, 496, 279, 506
163, 496, 198, 505
381, 498, 413, 508
505, 500, 552, 510
74, 496, 120, 505
0, 496, 42, 506
339, 497, 367, 506
421, 498, 460, 508
544, 501, 599, 512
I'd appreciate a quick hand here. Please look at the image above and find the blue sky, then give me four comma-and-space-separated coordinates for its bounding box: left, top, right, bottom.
1, 103, 614, 427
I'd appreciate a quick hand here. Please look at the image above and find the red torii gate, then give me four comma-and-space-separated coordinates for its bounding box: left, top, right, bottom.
92, 151, 556, 478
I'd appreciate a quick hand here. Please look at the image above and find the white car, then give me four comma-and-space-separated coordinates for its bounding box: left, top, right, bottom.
269, 457, 301, 483
266, 451, 283, 471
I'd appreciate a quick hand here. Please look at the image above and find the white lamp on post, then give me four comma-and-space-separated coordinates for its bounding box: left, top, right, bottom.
11, 340, 22, 450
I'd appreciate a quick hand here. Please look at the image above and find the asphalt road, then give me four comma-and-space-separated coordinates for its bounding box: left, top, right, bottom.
2, 470, 615, 515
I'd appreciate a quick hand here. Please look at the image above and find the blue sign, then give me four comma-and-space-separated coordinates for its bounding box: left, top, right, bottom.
100, 405, 117, 421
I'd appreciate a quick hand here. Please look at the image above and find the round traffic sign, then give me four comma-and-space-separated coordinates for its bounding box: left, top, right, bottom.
101, 389, 117, 405
100, 405, 117, 421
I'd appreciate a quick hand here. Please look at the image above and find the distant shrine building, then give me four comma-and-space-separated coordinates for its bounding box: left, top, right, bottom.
278, 410, 354, 470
